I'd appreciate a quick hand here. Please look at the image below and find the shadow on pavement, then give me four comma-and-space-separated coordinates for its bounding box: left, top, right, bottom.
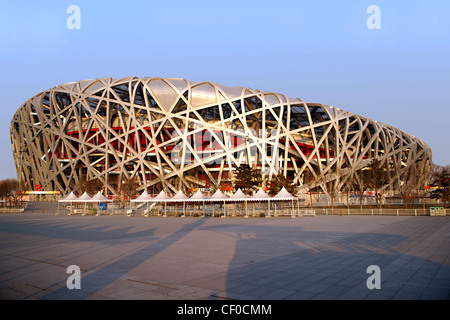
201, 221, 450, 300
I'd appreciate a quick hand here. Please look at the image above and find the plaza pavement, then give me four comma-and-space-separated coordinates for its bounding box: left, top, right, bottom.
0, 202, 449, 300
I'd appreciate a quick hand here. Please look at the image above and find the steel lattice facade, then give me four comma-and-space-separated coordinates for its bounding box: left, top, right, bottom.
10, 77, 432, 196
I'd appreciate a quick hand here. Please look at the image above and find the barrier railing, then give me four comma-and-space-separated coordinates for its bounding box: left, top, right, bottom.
314, 208, 443, 216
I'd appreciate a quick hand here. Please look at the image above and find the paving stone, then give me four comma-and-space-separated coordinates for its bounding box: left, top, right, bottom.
258, 288, 297, 300
0, 210, 449, 300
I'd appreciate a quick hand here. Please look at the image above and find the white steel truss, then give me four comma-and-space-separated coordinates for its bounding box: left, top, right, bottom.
10, 77, 432, 196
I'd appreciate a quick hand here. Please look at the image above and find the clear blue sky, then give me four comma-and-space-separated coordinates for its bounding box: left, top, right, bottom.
0, 0, 449, 179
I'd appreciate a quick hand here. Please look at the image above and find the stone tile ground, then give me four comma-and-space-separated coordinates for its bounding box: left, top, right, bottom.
0, 202, 449, 300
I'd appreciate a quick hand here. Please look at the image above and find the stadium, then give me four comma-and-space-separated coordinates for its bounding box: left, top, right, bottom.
10, 77, 432, 197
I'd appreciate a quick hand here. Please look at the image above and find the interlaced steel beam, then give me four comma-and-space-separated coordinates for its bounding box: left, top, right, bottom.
10, 77, 432, 196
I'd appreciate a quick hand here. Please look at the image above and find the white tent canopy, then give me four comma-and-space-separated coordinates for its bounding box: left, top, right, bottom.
59, 191, 94, 215
59, 191, 78, 202
58, 191, 78, 215
230, 188, 249, 201
208, 189, 229, 201
249, 188, 270, 201
189, 190, 209, 201
131, 190, 153, 202
272, 187, 296, 200
76, 192, 93, 202
153, 190, 172, 201
168, 190, 190, 202
58, 187, 304, 217
91, 191, 112, 202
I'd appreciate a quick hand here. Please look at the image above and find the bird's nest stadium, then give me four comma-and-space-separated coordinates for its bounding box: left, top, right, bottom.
10, 77, 432, 196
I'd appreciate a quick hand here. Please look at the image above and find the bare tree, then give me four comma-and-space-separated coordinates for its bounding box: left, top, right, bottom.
266, 171, 298, 196
301, 170, 314, 208
120, 176, 140, 200
326, 179, 339, 210
311, 176, 325, 206
430, 165, 450, 207
352, 169, 366, 210
360, 159, 392, 209
302, 166, 325, 207
113, 176, 140, 211
0, 179, 20, 206
85, 179, 104, 196
74, 178, 87, 196
395, 163, 420, 209
341, 173, 355, 211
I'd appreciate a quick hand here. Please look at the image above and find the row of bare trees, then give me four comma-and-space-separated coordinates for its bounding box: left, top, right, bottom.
299, 159, 392, 210
225, 160, 441, 209
307, 160, 445, 210
429, 164, 450, 207
0, 179, 22, 206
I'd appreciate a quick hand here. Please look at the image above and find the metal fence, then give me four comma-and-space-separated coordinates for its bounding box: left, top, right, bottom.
135, 205, 446, 218
0, 202, 27, 213
313, 208, 446, 217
